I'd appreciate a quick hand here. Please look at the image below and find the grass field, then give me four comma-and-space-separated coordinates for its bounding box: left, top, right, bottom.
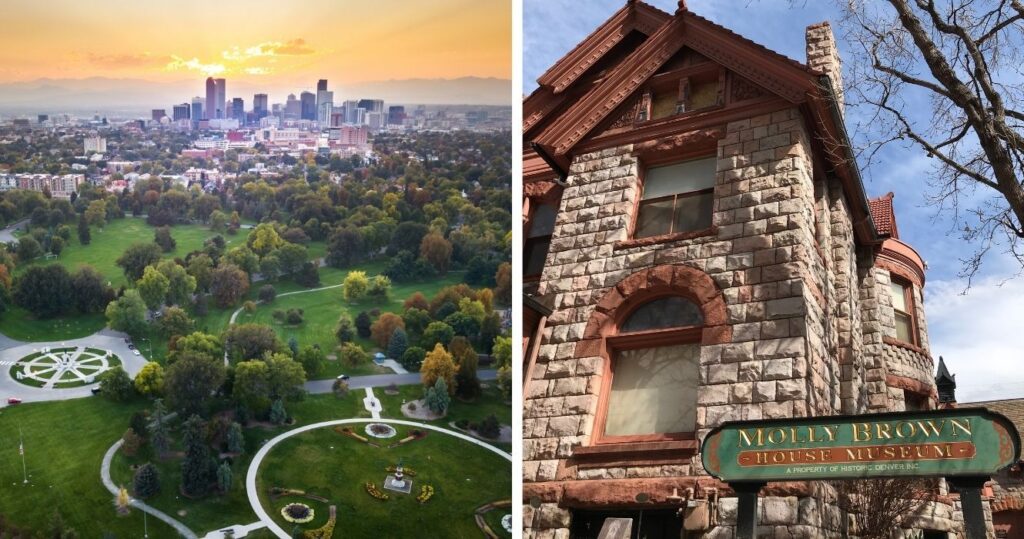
377, 384, 512, 452
255, 423, 511, 537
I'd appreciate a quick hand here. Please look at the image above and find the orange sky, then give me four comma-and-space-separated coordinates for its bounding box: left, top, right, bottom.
0, 0, 511, 86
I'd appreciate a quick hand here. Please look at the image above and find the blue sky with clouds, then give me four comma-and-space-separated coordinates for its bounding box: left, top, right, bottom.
524, 0, 1024, 401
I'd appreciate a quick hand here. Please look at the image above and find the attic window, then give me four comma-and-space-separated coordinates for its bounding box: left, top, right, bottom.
648, 70, 723, 121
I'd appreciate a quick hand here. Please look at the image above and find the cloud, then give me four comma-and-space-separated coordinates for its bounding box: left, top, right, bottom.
165, 55, 226, 76
84, 52, 169, 69
244, 67, 272, 75
925, 268, 1024, 403
221, 39, 315, 62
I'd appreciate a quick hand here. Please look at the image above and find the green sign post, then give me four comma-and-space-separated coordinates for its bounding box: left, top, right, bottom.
700, 408, 1020, 539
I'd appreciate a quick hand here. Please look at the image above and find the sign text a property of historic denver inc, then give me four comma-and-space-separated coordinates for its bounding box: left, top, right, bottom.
701, 408, 1020, 482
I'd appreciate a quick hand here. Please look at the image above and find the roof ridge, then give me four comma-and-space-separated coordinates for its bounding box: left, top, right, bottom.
681, 10, 819, 75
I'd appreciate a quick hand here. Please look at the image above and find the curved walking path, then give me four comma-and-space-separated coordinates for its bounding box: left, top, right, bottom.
245, 418, 513, 538
101, 440, 198, 539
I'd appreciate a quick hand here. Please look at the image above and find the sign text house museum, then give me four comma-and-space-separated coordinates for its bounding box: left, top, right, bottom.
520, 1, 991, 537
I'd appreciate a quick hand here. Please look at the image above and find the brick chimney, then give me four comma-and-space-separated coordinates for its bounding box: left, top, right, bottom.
805, 21, 844, 114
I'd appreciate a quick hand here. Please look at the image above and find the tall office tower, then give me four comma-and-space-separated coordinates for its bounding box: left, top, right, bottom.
300, 92, 316, 120
254, 93, 269, 120
317, 79, 327, 92
357, 99, 384, 113
191, 98, 204, 128
388, 105, 405, 125
205, 78, 216, 120
285, 94, 301, 118
173, 103, 190, 121
37, 114, 48, 124
343, 100, 359, 123
231, 98, 244, 122
317, 90, 334, 125
215, 78, 227, 119
151, 109, 167, 121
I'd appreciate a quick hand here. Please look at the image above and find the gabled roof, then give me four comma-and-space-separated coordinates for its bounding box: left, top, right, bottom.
868, 192, 899, 238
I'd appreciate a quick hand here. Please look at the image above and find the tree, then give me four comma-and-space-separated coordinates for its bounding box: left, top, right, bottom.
326, 227, 364, 268
335, 313, 355, 343
71, 265, 114, 314
342, 270, 369, 302
371, 312, 405, 348
294, 261, 320, 287
209, 263, 250, 308
180, 415, 216, 497
13, 265, 72, 318
269, 398, 288, 424
266, 353, 307, 401
130, 410, 149, 438
156, 306, 193, 338
422, 321, 455, 349
420, 343, 457, 394
154, 226, 176, 252
151, 399, 171, 456
226, 422, 244, 454
479, 312, 502, 354
258, 284, 277, 303
117, 242, 162, 281
99, 366, 133, 401
450, 337, 480, 400
137, 265, 170, 310
388, 221, 429, 255
494, 262, 511, 305
387, 327, 409, 360
164, 352, 226, 415
400, 346, 426, 371
134, 361, 165, 396
171, 332, 223, 363
402, 308, 432, 340
285, 308, 304, 325
494, 335, 512, 401
233, 360, 271, 414
445, 311, 481, 339
223, 323, 282, 362
106, 289, 148, 335
404, 292, 430, 311
355, 311, 372, 338
340, 342, 369, 367
496, 365, 512, 402
296, 345, 324, 378
835, 478, 934, 539
258, 254, 281, 281
133, 463, 161, 499
217, 461, 233, 493
247, 223, 284, 257
77, 214, 91, 245
187, 254, 214, 292
49, 235, 65, 256
839, 0, 1024, 281
84, 199, 107, 227
419, 231, 453, 274
477, 414, 501, 439
276, 243, 307, 276
424, 378, 452, 414
157, 259, 196, 307
121, 428, 143, 457
367, 274, 392, 302
16, 235, 42, 262
209, 210, 227, 232
332, 378, 350, 398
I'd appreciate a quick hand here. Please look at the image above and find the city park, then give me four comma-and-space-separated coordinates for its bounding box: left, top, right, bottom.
0, 216, 513, 538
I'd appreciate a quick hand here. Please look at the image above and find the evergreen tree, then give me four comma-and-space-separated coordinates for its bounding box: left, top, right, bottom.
424, 378, 451, 414
387, 327, 409, 359
269, 398, 287, 425
180, 415, 215, 497
217, 461, 233, 493
151, 399, 170, 456
133, 462, 161, 499
227, 422, 244, 454
355, 311, 372, 338
287, 336, 299, 357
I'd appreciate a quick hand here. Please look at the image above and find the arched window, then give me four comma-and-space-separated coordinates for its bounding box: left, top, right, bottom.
597, 295, 703, 443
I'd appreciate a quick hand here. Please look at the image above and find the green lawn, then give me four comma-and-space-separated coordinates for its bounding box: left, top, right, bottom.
255, 423, 511, 537
0, 397, 173, 537
378, 384, 512, 452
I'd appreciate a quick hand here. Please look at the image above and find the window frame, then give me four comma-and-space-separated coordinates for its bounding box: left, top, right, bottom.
629, 155, 716, 243
524, 202, 557, 281
889, 275, 919, 347
593, 295, 704, 445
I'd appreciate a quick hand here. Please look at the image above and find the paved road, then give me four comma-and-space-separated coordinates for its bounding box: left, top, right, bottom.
0, 331, 149, 405
0, 218, 27, 244
304, 369, 498, 393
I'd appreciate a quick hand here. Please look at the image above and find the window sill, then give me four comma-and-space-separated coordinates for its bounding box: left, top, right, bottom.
614, 227, 716, 250
883, 336, 929, 356
571, 440, 698, 469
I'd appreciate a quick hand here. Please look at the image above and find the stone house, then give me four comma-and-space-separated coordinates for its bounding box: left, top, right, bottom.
521, 1, 964, 536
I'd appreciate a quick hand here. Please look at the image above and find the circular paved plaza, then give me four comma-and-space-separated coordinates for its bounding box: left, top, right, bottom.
10, 347, 122, 389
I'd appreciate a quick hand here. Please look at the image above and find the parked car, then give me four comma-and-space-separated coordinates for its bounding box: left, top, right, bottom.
90, 387, 102, 395
132, 349, 141, 356
336, 374, 350, 381
7, 397, 22, 405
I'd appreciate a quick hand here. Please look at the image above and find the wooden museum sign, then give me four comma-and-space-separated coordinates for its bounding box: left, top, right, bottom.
700, 408, 1020, 539
702, 408, 1019, 482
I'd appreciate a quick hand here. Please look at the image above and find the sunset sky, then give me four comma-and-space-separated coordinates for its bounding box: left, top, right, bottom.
0, 0, 511, 90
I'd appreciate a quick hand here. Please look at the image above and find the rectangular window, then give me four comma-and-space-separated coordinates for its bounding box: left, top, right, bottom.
634, 158, 715, 239
524, 203, 557, 278
888, 278, 917, 345
604, 343, 699, 437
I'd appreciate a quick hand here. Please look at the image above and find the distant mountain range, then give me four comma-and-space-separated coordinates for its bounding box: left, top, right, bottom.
0, 76, 512, 117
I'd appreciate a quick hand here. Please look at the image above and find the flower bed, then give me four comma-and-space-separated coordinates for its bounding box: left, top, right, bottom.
281, 502, 315, 524
416, 484, 435, 504
364, 423, 397, 439
304, 506, 337, 539
365, 482, 389, 501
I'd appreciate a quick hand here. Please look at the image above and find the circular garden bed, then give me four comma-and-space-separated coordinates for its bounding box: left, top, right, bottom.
8, 347, 122, 389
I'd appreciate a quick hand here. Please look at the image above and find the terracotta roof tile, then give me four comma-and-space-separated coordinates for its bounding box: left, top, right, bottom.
868, 192, 898, 239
